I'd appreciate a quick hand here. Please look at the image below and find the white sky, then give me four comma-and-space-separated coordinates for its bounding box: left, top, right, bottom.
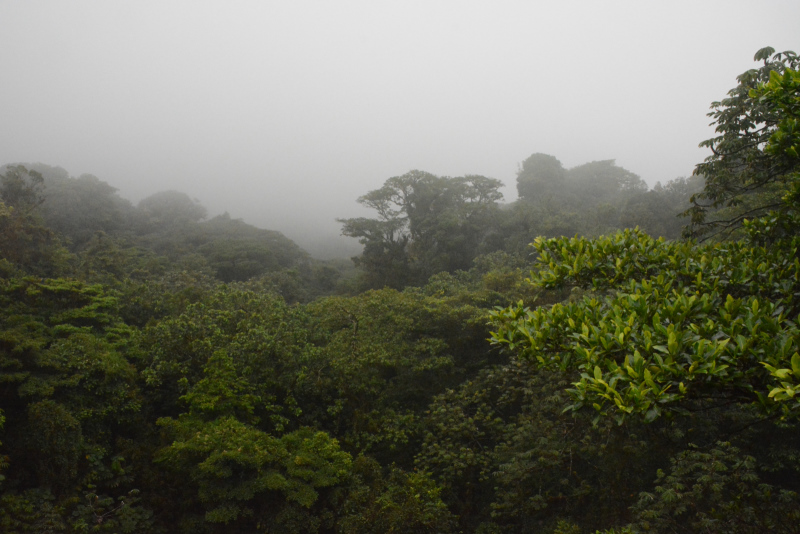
1, 1, 798, 254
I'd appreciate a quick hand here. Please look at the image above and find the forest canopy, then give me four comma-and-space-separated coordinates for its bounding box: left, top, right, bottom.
1, 47, 799, 533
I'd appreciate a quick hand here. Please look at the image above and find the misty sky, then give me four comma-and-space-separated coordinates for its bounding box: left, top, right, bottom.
1, 1, 798, 255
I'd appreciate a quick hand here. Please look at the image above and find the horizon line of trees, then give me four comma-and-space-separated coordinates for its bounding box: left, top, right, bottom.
339, 154, 704, 291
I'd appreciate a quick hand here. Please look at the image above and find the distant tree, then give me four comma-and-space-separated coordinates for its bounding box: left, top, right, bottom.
497, 198, 583, 253
516, 153, 567, 203
511, 155, 652, 241
0, 165, 45, 213
194, 213, 310, 283
566, 159, 647, 210
37, 169, 135, 250
340, 170, 504, 289
619, 175, 704, 239
138, 190, 207, 229
339, 213, 411, 289
0, 166, 66, 275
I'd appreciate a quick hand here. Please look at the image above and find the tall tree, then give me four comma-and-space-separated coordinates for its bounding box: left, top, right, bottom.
687, 47, 800, 239
516, 153, 567, 203
340, 171, 504, 289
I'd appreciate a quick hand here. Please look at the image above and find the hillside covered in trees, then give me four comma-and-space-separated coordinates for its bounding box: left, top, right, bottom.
0, 47, 799, 533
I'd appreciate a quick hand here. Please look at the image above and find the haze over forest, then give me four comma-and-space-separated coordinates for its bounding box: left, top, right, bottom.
3, 2, 800, 531
2, 1, 799, 257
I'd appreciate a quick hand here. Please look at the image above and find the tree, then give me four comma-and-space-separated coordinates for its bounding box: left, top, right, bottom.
137, 190, 207, 230
41, 171, 133, 250
337, 456, 456, 534
155, 350, 352, 529
0, 166, 67, 275
303, 286, 490, 458
195, 213, 309, 283
687, 47, 800, 239
508, 155, 654, 246
340, 171, 504, 289
0, 165, 45, 213
630, 442, 799, 533
566, 159, 648, 211
0, 275, 153, 531
516, 153, 567, 203
516, 155, 646, 210
618, 175, 704, 239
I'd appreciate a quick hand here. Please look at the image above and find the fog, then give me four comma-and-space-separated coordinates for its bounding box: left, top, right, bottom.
1, 1, 798, 257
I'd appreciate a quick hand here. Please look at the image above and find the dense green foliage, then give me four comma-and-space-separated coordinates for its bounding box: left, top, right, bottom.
2, 47, 799, 533
687, 47, 800, 240
491, 230, 800, 422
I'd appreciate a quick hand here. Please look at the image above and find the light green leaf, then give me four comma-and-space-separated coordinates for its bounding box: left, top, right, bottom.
791, 352, 800, 378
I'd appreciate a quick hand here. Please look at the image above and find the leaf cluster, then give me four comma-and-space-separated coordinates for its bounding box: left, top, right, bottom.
491, 229, 800, 423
